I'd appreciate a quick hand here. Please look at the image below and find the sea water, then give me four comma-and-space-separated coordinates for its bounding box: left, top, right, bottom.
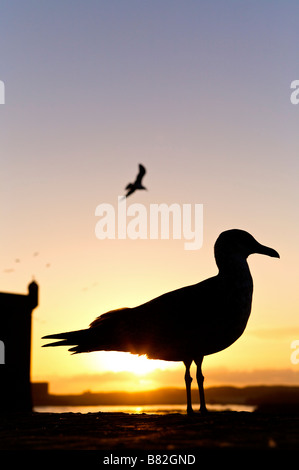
34, 404, 255, 414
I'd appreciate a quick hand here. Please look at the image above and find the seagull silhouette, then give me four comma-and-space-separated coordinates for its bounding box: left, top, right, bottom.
43, 229, 279, 414
123, 164, 147, 198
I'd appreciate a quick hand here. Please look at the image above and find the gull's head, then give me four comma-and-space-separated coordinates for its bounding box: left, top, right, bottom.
214, 229, 280, 267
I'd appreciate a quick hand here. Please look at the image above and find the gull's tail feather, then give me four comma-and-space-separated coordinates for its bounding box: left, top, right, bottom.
42, 308, 132, 354
42, 329, 90, 351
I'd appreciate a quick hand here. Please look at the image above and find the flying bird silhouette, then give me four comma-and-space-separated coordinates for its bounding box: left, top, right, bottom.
123, 164, 147, 198
43, 229, 279, 414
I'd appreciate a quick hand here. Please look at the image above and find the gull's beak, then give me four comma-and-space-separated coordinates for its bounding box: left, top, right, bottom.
255, 243, 280, 258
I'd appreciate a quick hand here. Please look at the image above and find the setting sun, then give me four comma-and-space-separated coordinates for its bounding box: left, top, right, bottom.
97, 352, 169, 376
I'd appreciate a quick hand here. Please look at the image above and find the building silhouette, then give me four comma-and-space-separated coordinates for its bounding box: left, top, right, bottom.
0, 281, 38, 412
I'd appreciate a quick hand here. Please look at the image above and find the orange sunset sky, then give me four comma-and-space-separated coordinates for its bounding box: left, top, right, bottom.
1, 1, 299, 395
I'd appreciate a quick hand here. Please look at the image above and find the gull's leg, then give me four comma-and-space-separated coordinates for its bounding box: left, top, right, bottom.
184, 360, 193, 415
195, 356, 207, 413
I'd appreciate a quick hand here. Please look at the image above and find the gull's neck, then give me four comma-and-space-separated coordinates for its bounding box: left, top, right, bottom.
216, 253, 252, 280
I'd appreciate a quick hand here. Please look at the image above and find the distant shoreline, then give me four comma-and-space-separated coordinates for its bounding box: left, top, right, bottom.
32, 383, 299, 408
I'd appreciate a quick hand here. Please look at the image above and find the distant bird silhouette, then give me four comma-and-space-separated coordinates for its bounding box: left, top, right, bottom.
123, 164, 147, 198
43, 229, 279, 414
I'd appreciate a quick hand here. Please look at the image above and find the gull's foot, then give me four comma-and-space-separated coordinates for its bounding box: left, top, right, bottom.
200, 406, 208, 415
186, 407, 195, 416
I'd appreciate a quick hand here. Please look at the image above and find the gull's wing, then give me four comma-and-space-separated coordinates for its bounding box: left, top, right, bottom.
135, 164, 146, 185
